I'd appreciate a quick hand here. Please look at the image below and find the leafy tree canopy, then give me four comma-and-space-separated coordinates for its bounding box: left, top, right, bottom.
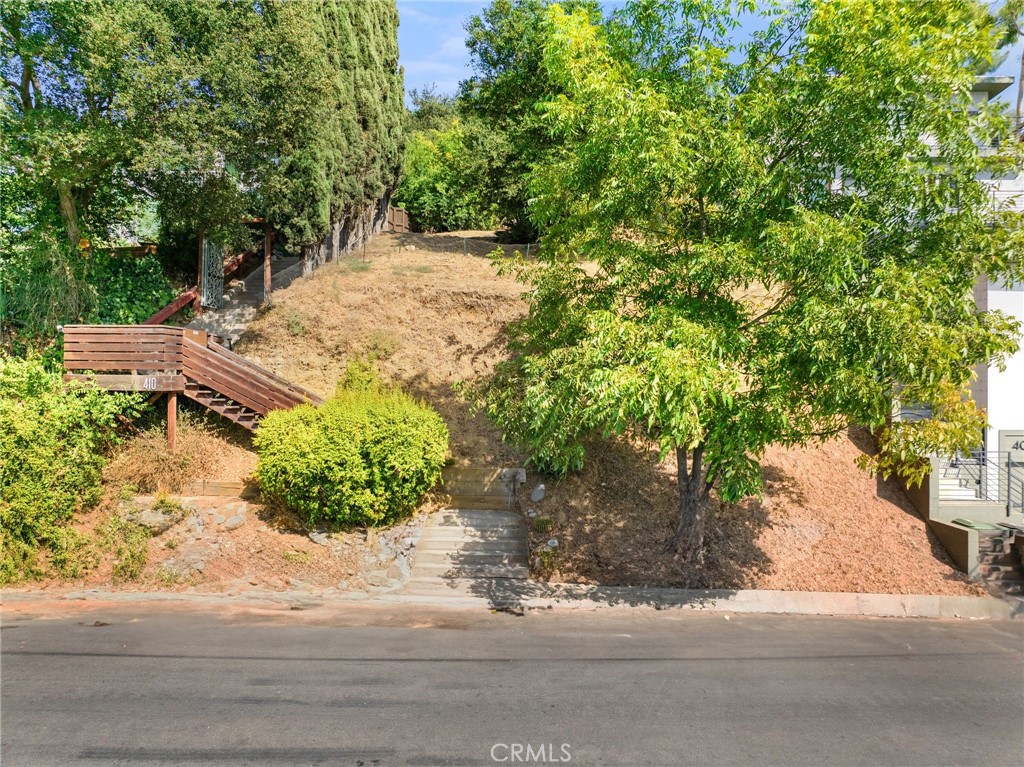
459, 0, 601, 240
1, 0, 403, 333
481, 0, 1024, 565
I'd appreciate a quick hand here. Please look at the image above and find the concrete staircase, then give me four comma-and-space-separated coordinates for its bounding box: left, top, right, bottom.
978, 530, 1024, 596
404, 468, 530, 601
189, 256, 302, 345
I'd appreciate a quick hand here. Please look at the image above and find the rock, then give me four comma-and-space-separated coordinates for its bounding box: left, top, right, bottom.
192, 560, 206, 572
401, 537, 415, 549
347, 569, 356, 576
365, 570, 390, 588
547, 538, 559, 549
527, 509, 538, 519
531, 484, 546, 502
223, 515, 245, 531
214, 515, 225, 525
308, 531, 330, 546
387, 561, 410, 581
337, 580, 348, 590
127, 508, 183, 535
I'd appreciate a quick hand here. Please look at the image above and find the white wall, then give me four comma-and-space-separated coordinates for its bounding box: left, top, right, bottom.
985, 281, 1024, 456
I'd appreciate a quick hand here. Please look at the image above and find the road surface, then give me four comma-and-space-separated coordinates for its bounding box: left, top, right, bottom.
2, 600, 1022, 766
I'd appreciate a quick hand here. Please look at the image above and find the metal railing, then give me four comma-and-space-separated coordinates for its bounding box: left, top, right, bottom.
938, 450, 1024, 516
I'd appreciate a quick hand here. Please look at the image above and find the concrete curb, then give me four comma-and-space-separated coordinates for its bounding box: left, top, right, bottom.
3, 584, 1020, 620
379, 583, 1022, 619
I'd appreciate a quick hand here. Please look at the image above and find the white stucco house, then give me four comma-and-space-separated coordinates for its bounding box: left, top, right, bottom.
972, 77, 1024, 469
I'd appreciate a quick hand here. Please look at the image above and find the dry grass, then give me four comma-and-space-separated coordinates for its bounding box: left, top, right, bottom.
236, 230, 529, 465
104, 411, 257, 493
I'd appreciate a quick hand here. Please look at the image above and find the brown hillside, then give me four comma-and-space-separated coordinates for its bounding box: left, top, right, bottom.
235, 231, 981, 596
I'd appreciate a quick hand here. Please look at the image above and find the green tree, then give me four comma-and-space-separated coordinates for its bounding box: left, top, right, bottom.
395, 115, 502, 232
481, 0, 1024, 565
461, 0, 601, 240
994, 0, 1024, 137
407, 84, 458, 132
1, 1, 404, 331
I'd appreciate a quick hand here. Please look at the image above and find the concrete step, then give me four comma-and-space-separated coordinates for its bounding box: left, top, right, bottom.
980, 570, 1024, 583
436, 509, 523, 523
411, 562, 530, 579
444, 495, 512, 510
978, 551, 1022, 567
401, 576, 532, 595
443, 467, 524, 483
419, 528, 528, 542
433, 520, 525, 533
417, 539, 529, 554
443, 482, 512, 498
415, 551, 528, 567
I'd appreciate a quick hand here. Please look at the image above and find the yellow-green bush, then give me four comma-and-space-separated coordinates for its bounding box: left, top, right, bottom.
254, 371, 448, 528
0, 357, 140, 583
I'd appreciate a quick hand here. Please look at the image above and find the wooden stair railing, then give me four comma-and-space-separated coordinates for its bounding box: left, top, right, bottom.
63, 325, 322, 439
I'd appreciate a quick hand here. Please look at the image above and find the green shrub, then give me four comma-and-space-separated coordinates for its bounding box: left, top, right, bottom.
86, 250, 178, 326
0, 356, 140, 583
394, 120, 501, 233
254, 370, 449, 528
1, 241, 176, 338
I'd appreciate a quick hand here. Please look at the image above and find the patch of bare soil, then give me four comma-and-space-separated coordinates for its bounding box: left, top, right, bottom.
25, 488, 443, 596
530, 430, 982, 595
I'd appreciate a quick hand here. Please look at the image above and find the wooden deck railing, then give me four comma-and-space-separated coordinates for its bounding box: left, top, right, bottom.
63, 324, 322, 421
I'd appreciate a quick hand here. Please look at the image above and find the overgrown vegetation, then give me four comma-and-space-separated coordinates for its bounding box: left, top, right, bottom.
99, 514, 150, 583
254, 363, 449, 529
395, 111, 501, 232
103, 410, 253, 494
395, 1, 598, 238
0, 356, 140, 582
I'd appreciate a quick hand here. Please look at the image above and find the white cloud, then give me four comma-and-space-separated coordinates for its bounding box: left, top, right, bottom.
436, 35, 469, 60
397, 4, 443, 25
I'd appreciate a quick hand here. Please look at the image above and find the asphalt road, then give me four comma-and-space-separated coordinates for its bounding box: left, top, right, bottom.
2, 601, 1022, 766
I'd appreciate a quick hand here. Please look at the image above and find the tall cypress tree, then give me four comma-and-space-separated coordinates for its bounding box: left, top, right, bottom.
261, 0, 403, 261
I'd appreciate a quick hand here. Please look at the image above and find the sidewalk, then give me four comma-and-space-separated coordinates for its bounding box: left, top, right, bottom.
4, 582, 1019, 620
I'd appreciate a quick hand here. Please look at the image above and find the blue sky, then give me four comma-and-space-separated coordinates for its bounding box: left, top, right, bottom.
397, 1, 491, 97
397, 1, 1024, 103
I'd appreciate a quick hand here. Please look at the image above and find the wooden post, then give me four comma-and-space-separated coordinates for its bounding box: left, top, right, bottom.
167, 392, 177, 452
263, 222, 272, 302
194, 230, 205, 315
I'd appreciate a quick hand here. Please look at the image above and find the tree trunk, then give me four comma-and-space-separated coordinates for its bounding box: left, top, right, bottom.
673, 445, 713, 562
56, 181, 81, 248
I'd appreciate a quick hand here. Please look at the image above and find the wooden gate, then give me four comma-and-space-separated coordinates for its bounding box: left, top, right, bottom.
386, 206, 410, 233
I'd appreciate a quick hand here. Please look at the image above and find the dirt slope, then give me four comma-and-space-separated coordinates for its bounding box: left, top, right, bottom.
236, 231, 527, 465
234, 231, 980, 596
